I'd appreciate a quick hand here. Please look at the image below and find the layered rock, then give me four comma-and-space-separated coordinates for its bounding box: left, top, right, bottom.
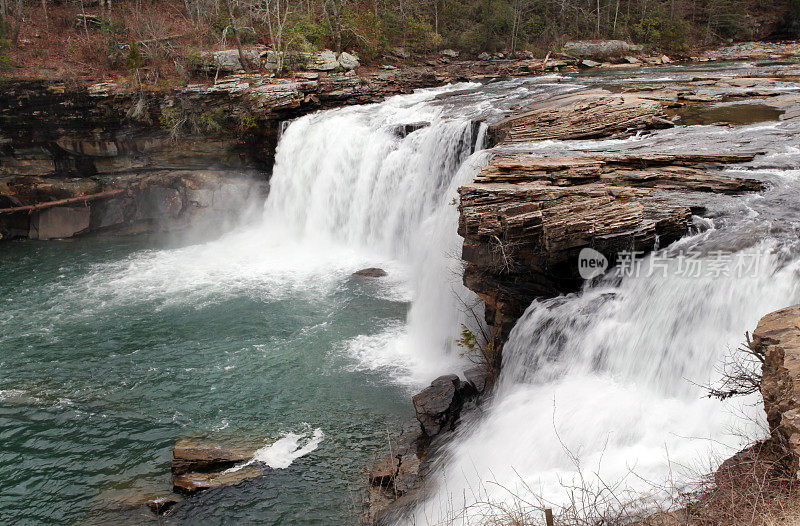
753, 304, 800, 475
172, 438, 261, 495
486, 88, 674, 145
459, 153, 762, 338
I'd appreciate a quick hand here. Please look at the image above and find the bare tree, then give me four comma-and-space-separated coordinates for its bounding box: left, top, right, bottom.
704, 332, 765, 401
253, 0, 297, 73
225, 0, 251, 70
321, 0, 345, 53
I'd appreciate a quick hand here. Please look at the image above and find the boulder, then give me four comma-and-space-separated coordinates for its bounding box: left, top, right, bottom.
205, 47, 264, 72
464, 365, 491, 394
391, 47, 411, 59
354, 267, 387, 277
477, 52, 491, 61
564, 40, 632, 60
623, 55, 641, 64
441, 49, 459, 58
412, 374, 477, 436
338, 51, 360, 70
308, 50, 339, 71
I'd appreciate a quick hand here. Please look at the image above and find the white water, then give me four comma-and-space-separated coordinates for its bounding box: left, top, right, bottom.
233, 426, 325, 470
261, 84, 494, 385
408, 124, 800, 523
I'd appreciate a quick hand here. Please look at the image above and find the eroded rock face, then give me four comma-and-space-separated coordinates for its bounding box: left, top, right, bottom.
753, 304, 800, 474
459, 153, 762, 338
364, 374, 480, 523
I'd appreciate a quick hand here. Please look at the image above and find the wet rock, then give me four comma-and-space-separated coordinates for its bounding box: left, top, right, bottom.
752, 304, 800, 474
171, 438, 261, 495
392, 121, 430, 138
145, 495, 182, 515
412, 374, 477, 436
173, 465, 264, 494
488, 88, 673, 145
354, 267, 388, 277
172, 438, 254, 476
366, 420, 424, 497
338, 52, 360, 70
28, 206, 90, 240
464, 365, 491, 394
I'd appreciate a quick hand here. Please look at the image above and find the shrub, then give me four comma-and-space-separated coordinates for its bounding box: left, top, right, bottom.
125, 40, 145, 71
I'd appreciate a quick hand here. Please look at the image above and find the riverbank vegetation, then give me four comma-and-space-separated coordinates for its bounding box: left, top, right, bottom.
0, 0, 799, 82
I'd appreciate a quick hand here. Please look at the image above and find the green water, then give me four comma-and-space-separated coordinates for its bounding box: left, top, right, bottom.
0, 234, 413, 525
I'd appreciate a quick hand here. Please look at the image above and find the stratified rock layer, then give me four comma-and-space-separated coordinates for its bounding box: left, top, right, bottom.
753, 304, 800, 474
171, 438, 261, 495
459, 153, 762, 338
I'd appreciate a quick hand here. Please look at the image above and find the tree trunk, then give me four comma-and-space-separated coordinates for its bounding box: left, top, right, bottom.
12, 0, 22, 45
596, 0, 600, 36
225, 0, 250, 71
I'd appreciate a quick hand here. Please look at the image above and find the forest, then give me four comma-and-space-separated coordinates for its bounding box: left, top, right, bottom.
0, 0, 799, 81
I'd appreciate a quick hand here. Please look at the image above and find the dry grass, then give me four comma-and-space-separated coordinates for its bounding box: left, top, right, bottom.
5, 0, 208, 83
421, 440, 800, 526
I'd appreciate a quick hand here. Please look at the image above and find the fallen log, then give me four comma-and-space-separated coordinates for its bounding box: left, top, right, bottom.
0, 189, 125, 215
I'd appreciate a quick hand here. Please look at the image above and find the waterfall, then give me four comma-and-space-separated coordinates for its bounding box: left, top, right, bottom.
262, 84, 491, 385
409, 127, 800, 523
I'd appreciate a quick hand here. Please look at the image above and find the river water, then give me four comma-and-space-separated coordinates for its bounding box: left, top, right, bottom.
2, 62, 800, 525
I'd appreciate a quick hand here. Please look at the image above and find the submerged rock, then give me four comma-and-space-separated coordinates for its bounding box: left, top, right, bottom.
173, 465, 264, 494
145, 495, 182, 515
353, 267, 387, 277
